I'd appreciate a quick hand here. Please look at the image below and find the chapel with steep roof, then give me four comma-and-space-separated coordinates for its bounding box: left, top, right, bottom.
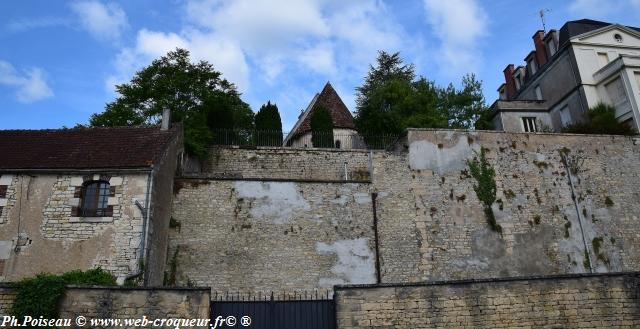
283, 82, 360, 149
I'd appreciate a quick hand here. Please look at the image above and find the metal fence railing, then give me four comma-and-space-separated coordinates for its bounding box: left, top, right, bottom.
210, 129, 398, 150
211, 290, 335, 329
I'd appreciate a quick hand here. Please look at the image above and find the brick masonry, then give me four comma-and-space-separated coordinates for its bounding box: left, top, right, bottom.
335, 273, 640, 328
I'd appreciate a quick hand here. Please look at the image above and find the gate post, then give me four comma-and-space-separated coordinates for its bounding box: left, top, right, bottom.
270, 291, 275, 328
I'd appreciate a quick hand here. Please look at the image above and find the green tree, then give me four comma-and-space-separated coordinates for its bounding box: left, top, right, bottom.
563, 103, 635, 135
354, 51, 492, 136
254, 101, 283, 146
356, 51, 416, 109
439, 74, 492, 129
311, 105, 334, 148
89, 48, 253, 157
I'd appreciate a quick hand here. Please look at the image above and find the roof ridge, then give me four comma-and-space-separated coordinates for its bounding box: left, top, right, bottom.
0, 125, 167, 133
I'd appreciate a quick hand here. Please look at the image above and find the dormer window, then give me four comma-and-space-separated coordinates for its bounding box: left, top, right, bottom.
535, 85, 543, 100
527, 58, 538, 76
78, 180, 113, 217
498, 85, 507, 100
513, 71, 524, 90
525, 52, 538, 77
546, 39, 557, 56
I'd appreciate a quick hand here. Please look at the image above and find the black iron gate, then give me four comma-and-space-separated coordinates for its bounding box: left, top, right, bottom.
211, 291, 335, 329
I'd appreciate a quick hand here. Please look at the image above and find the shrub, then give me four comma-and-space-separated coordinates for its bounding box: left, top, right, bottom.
11, 268, 116, 321
562, 103, 635, 135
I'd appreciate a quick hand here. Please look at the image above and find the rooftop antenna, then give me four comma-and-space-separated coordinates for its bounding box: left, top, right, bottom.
538, 9, 551, 32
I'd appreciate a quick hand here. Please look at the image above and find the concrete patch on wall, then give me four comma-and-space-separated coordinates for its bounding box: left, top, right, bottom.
316, 238, 376, 287
409, 138, 479, 175
234, 181, 311, 224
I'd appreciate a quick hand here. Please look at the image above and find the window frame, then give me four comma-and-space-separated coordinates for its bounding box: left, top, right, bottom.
521, 117, 538, 132
77, 180, 113, 217
534, 85, 543, 100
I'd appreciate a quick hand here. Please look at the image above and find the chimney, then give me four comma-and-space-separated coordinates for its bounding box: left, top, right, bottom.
161, 108, 171, 131
503, 64, 516, 100
532, 30, 548, 67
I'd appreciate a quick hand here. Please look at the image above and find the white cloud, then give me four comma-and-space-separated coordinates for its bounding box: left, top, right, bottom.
186, 0, 329, 51
183, 0, 406, 79
423, 0, 488, 77
106, 0, 412, 114
70, 1, 128, 41
297, 42, 337, 75
0, 61, 54, 103
106, 29, 250, 93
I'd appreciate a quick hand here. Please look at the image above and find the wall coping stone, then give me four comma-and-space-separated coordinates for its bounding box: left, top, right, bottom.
210, 145, 378, 153
406, 127, 640, 139
177, 176, 371, 184
0, 282, 210, 292
335, 271, 640, 291
64, 285, 211, 292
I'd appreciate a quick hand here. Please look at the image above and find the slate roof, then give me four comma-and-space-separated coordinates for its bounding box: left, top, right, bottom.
287, 82, 356, 140
559, 19, 640, 46
0, 125, 181, 170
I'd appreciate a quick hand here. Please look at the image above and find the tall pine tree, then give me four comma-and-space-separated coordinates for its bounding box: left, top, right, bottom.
254, 101, 283, 146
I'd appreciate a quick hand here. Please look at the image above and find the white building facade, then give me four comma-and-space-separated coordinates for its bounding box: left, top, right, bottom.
491, 19, 640, 133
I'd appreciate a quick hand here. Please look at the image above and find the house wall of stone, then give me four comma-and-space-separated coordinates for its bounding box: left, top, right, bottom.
169, 179, 377, 293
200, 147, 371, 181
146, 131, 183, 286
0, 172, 150, 282
335, 273, 640, 329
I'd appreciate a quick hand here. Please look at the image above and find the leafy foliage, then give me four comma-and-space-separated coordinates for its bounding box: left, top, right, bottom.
90, 48, 254, 157
311, 105, 334, 148
562, 103, 635, 135
467, 148, 502, 233
254, 101, 283, 146
11, 268, 116, 321
354, 51, 492, 136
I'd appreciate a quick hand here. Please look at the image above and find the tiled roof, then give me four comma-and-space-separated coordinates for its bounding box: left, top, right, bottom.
0, 125, 181, 170
289, 82, 356, 139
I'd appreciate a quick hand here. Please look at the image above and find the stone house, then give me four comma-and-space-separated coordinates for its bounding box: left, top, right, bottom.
0, 124, 182, 285
283, 82, 360, 149
491, 19, 640, 133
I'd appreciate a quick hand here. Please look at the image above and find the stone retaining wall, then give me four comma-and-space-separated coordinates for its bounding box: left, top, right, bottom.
335, 273, 640, 328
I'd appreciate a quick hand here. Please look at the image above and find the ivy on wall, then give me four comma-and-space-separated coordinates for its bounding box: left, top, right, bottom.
11, 268, 116, 321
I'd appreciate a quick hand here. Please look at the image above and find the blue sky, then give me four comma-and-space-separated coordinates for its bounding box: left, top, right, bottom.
1, 0, 639, 131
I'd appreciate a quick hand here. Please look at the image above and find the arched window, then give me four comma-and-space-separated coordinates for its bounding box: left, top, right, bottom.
80, 181, 112, 217
335, 140, 341, 149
